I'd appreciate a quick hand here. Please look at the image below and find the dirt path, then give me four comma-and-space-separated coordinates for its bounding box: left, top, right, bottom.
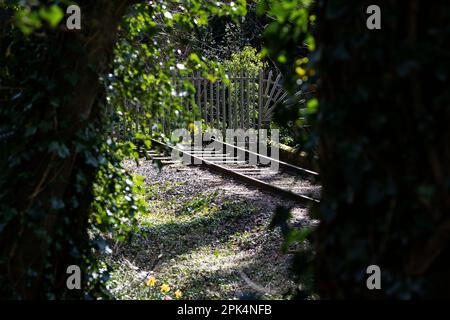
106, 159, 314, 300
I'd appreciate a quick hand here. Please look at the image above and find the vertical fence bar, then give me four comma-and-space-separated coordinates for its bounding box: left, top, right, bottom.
222, 80, 226, 134
240, 69, 244, 128
196, 72, 201, 123
245, 70, 250, 130
258, 69, 263, 131
203, 76, 208, 126
233, 71, 238, 129
210, 80, 214, 127
252, 71, 257, 129
242, 69, 247, 129
216, 79, 220, 130
228, 74, 232, 130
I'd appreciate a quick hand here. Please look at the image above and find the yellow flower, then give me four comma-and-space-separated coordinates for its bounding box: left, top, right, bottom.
295, 67, 306, 77
175, 290, 183, 299
160, 283, 171, 293
188, 122, 200, 134
146, 276, 156, 287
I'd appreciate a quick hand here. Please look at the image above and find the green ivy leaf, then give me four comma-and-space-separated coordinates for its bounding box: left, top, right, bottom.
39, 5, 64, 28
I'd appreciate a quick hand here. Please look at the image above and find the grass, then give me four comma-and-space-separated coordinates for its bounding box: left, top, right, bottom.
104, 168, 302, 300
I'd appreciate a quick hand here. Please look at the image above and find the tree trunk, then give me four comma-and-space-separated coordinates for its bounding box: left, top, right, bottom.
0, 0, 131, 299
313, 0, 450, 298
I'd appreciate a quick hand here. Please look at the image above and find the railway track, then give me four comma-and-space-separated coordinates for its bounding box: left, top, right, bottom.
149, 139, 321, 206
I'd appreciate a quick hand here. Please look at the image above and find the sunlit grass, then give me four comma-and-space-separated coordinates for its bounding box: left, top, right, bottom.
105, 170, 299, 300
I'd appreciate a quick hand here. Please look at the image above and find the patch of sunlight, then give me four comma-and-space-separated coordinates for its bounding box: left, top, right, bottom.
136, 193, 223, 227
159, 243, 257, 274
